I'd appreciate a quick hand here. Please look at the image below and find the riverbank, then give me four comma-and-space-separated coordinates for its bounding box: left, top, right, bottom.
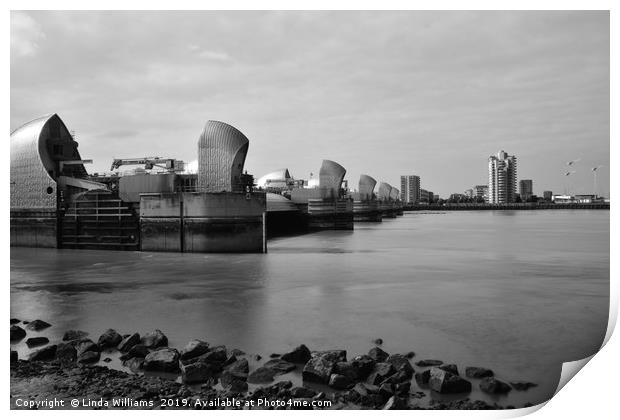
10, 321, 540, 410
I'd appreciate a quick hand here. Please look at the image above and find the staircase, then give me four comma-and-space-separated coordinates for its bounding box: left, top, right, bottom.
60, 190, 140, 250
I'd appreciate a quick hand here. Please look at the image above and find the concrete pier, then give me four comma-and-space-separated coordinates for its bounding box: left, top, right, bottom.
353, 200, 382, 222
10, 209, 58, 248
307, 198, 354, 230
140, 192, 267, 253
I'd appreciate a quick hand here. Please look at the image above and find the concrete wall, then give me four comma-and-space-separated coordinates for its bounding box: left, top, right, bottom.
139, 192, 266, 253
10, 209, 58, 248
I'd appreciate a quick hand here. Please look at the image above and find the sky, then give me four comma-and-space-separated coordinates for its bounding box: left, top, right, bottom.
11, 11, 610, 198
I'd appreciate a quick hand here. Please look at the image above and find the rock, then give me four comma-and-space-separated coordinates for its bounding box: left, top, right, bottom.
56, 342, 77, 364
329, 373, 352, 390
226, 359, 249, 376
311, 350, 347, 362
181, 361, 215, 384
510, 381, 538, 391
368, 347, 389, 362
302, 353, 339, 384
414, 369, 431, 385
123, 357, 144, 372
480, 377, 512, 394
10, 325, 26, 341
465, 366, 494, 378
254, 355, 262, 361
374, 338, 384, 345
428, 367, 472, 394
383, 396, 406, 410
406, 351, 415, 358
11, 351, 18, 363
248, 367, 277, 384
222, 377, 248, 393
78, 351, 100, 364
198, 346, 227, 363
352, 382, 379, 398
291, 386, 317, 398
439, 364, 459, 376
334, 361, 361, 382
103, 357, 112, 363
120, 344, 149, 360
379, 382, 395, 400
180, 339, 210, 360
117, 333, 140, 353
263, 359, 296, 374
62, 330, 88, 341
143, 348, 180, 372
10, 318, 20, 325
416, 359, 443, 367
351, 355, 376, 379
141, 329, 168, 348
28, 345, 57, 361
367, 362, 396, 385
26, 337, 49, 348
74, 339, 100, 356
223, 354, 238, 367
26, 319, 51, 331
395, 381, 411, 397
269, 353, 281, 358
231, 348, 245, 357
386, 354, 414, 378
281, 344, 312, 364
97, 329, 123, 348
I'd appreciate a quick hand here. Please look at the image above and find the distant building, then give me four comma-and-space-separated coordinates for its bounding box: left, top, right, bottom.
400, 175, 421, 204
519, 179, 533, 201
474, 185, 489, 202
420, 189, 433, 203
464, 189, 474, 198
553, 194, 573, 203
543, 190, 553, 202
488, 150, 517, 203
433, 194, 440, 201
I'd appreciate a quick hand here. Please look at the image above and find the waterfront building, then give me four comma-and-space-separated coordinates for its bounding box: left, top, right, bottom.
256, 168, 294, 193
474, 185, 489, 202
543, 190, 553, 202
419, 189, 431, 203
519, 179, 533, 201
488, 150, 517, 203
400, 175, 421, 204
464, 189, 474, 198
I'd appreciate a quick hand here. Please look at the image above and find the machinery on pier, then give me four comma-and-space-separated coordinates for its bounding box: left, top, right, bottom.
110, 157, 185, 173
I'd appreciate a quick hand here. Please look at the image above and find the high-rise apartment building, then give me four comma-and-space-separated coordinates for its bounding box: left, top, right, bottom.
519, 179, 533, 201
400, 175, 421, 204
488, 150, 517, 203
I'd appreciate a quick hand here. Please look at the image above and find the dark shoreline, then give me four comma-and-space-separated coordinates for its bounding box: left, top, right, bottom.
10, 321, 541, 410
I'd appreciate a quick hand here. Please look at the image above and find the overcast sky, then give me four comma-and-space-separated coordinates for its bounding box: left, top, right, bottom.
11, 11, 609, 197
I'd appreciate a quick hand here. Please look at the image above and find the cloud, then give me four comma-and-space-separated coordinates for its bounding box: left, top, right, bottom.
11, 11, 45, 57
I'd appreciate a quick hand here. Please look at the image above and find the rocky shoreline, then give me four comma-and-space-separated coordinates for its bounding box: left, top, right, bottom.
10, 319, 539, 410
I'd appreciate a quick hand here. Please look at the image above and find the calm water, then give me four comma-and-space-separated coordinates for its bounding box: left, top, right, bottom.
10, 210, 609, 407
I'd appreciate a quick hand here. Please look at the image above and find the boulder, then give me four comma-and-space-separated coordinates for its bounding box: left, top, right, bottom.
26, 337, 49, 348
263, 359, 296, 374
74, 339, 100, 356
180, 339, 210, 360
143, 348, 180, 372
26, 319, 51, 331
311, 350, 346, 362
334, 361, 360, 381
11, 351, 18, 363
281, 344, 312, 364
395, 381, 411, 397
416, 359, 443, 367
439, 364, 459, 376
248, 367, 277, 384
56, 342, 77, 364
97, 329, 123, 348
231, 349, 245, 357
351, 355, 376, 379
386, 354, 414, 378
181, 361, 215, 384
10, 318, 20, 325
510, 381, 538, 391
414, 369, 431, 386
291, 386, 317, 398
374, 338, 384, 345
63, 330, 88, 341
117, 333, 140, 353
123, 357, 144, 372
383, 396, 406, 410
141, 329, 168, 348
10, 325, 26, 341
379, 383, 395, 400
198, 346, 227, 363
367, 362, 396, 385
406, 351, 416, 358
368, 347, 389, 362
303, 355, 336, 384
223, 377, 248, 393
120, 344, 149, 361
329, 373, 352, 390
428, 367, 472, 394
352, 382, 379, 398
103, 357, 112, 363
78, 351, 100, 364
225, 359, 249, 377
28, 345, 57, 361
480, 377, 512, 394
465, 366, 494, 378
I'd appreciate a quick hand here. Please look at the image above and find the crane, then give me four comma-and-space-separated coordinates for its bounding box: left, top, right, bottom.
110, 157, 184, 172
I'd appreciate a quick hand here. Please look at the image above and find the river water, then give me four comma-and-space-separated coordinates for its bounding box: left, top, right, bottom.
10, 210, 609, 407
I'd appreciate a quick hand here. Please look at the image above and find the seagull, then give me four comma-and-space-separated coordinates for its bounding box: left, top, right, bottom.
592, 165, 604, 171
567, 158, 581, 166
565, 171, 576, 176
